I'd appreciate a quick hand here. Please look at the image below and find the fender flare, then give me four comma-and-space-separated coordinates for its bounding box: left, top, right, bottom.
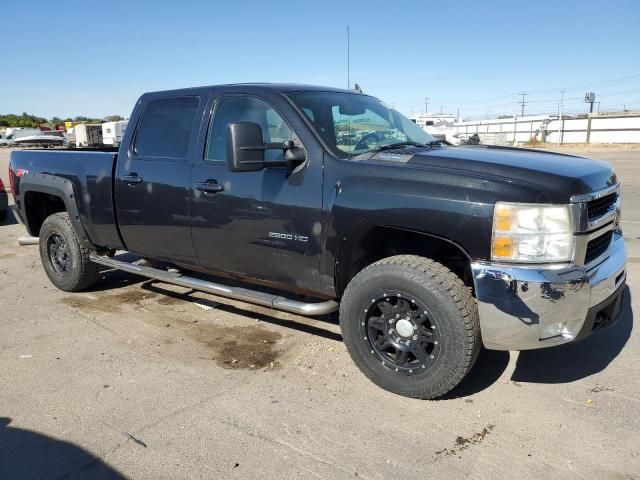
19, 173, 94, 249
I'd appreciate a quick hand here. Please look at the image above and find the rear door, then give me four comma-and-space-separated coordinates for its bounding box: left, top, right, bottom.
190, 92, 325, 293
115, 95, 202, 265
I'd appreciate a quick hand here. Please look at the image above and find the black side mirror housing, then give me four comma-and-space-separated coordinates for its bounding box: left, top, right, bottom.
227, 122, 265, 172
227, 122, 307, 173
283, 140, 307, 168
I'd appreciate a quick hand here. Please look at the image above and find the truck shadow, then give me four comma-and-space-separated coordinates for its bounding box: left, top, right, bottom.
0, 417, 125, 479
442, 286, 632, 398
512, 286, 633, 384
442, 348, 510, 399
85, 254, 149, 292
141, 281, 343, 343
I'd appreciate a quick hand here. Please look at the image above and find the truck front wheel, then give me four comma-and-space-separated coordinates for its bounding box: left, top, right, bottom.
39, 212, 100, 292
340, 255, 481, 399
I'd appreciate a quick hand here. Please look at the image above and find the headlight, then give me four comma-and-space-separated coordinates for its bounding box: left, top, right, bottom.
492, 202, 574, 263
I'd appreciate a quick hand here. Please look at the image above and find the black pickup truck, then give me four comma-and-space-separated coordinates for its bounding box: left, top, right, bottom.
9, 84, 627, 399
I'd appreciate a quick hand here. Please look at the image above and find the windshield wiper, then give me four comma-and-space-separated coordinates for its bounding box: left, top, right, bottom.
426, 139, 452, 146
374, 141, 425, 151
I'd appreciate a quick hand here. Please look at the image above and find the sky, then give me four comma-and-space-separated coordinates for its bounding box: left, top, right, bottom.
1, 0, 639, 120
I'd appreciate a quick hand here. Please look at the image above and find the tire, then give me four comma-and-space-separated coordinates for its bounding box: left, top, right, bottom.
340, 255, 481, 399
39, 212, 100, 292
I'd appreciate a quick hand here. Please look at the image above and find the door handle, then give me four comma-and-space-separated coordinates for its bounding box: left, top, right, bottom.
196, 181, 225, 194
120, 174, 143, 185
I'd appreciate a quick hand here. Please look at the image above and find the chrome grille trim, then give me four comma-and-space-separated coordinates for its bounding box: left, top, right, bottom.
570, 184, 620, 233
569, 184, 621, 267
570, 183, 620, 203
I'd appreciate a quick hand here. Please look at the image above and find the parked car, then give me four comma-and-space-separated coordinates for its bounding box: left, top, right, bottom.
0, 178, 8, 222
8, 84, 626, 399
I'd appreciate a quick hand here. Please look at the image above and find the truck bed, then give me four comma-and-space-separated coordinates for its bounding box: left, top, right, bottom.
9, 149, 123, 249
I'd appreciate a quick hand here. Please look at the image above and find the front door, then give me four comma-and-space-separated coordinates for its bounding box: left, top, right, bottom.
190, 94, 324, 293
115, 96, 201, 265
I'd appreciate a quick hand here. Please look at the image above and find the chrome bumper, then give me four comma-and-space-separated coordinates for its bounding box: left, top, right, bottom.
471, 231, 626, 350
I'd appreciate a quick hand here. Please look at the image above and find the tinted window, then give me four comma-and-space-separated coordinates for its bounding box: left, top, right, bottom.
134, 97, 199, 159
206, 96, 294, 161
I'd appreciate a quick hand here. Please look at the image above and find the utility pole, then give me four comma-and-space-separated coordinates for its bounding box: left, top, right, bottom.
424, 97, 429, 116
558, 90, 565, 146
456, 108, 460, 121
346, 26, 350, 90
440, 105, 443, 115
518, 92, 528, 117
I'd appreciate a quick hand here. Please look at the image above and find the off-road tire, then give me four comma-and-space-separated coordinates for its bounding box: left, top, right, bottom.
39, 212, 100, 292
340, 255, 481, 399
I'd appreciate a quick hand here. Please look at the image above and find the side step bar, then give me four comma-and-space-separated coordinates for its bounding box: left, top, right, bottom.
89, 254, 339, 316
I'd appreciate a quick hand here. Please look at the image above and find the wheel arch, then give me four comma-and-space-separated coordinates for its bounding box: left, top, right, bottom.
335, 225, 474, 299
20, 174, 92, 248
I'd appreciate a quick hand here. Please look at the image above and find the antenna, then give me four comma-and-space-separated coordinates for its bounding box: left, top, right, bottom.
347, 26, 350, 90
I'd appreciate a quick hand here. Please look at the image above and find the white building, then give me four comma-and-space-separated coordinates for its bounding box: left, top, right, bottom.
410, 114, 459, 143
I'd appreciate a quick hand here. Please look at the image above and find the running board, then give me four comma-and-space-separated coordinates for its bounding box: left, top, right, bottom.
89, 254, 339, 316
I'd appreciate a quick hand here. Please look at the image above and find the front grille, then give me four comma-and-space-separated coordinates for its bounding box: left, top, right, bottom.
585, 230, 613, 264
587, 192, 617, 222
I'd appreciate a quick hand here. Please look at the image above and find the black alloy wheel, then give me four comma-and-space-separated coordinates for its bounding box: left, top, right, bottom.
363, 292, 441, 375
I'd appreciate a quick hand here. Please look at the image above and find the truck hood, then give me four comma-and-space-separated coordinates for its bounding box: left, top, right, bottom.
364, 145, 617, 203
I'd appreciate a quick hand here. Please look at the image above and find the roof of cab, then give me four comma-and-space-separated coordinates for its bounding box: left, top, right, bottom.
141, 83, 362, 98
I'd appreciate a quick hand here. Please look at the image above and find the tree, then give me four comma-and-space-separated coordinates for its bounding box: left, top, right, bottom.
0, 112, 48, 128
104, 115, 125, 122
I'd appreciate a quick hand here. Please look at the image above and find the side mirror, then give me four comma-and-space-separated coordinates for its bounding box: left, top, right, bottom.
227, 122, 265, 172
282, 140, 307, 168
227, 122, 307, 173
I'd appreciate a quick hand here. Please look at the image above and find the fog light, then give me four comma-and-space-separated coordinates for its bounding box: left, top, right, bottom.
540, 321, 567, 339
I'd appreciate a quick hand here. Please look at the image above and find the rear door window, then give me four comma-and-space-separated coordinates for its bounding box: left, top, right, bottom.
134, 97, 199, 159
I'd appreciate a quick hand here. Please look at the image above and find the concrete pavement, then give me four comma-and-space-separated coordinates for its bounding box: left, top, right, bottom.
0, 146, 638, 479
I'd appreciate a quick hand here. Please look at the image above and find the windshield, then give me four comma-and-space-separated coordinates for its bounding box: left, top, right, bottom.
287, 91, 435, 159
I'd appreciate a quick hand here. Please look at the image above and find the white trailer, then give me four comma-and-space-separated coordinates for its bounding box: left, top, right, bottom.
75, 124, 103, 147
101, 120, 128, 146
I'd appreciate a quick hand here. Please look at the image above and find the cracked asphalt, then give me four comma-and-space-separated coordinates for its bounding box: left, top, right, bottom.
0, 146, 639, 479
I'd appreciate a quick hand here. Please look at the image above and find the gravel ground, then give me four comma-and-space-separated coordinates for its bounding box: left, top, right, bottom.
0, 146, 638, 479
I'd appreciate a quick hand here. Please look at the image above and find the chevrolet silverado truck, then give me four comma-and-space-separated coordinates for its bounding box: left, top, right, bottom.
9, 84, 627, 399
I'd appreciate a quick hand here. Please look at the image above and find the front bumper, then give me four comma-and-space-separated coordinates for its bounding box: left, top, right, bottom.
472, 230, 626, 350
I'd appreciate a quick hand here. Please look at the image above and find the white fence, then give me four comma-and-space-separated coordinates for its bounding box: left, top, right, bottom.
453, 114, 640, 145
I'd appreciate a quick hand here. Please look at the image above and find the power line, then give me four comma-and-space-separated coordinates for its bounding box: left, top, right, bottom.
411, 73, 640, 109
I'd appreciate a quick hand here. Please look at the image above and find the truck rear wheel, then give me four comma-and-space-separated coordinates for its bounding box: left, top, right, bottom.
39, 212, 100, 292
340, 255, 481, 399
